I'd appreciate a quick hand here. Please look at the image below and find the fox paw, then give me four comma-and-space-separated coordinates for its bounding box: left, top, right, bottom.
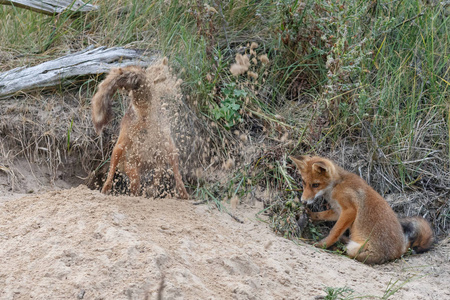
101, 185, 112, 195
179, 191, 189, 200
305, 209, 320, 221
314, 240, 328, 249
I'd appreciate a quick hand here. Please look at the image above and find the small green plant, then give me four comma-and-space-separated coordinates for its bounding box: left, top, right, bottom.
212, 83, 247, 130
324, 286, 354, 300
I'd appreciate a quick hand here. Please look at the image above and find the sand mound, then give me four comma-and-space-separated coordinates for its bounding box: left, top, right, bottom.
0, 186, 448, 299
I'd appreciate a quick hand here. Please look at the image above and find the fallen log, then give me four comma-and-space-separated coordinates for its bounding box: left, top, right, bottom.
0, 46, 157, 99
0, 0, 98, 15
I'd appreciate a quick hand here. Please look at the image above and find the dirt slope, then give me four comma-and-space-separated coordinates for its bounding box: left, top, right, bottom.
0, 185, 448, 300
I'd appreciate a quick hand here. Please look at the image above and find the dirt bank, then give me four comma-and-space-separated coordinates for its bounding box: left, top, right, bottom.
0, 185, 448, 299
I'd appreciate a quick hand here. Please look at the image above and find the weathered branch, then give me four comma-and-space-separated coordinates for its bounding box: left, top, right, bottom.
0, 0, 98, 15
0, 46, 157, 99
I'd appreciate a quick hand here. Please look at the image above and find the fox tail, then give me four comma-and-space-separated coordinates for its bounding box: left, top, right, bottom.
91, 66, 148, 134
400, 216, 434, 254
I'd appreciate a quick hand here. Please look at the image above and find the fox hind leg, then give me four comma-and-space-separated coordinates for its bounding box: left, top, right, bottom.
124, 161, 141, 196
346, 240, 385, 265
167, 138, 188, 199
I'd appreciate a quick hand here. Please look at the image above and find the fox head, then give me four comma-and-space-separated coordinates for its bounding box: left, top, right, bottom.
290, 156, 337, 205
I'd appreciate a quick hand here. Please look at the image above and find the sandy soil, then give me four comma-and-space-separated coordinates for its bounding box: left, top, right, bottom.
0, 185, 448, 300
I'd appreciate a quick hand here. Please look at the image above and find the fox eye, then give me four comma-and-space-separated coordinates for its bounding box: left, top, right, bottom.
311, 183, 320, 188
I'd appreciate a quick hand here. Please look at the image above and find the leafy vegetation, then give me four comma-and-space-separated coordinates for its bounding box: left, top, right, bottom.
211, 83, 246, 129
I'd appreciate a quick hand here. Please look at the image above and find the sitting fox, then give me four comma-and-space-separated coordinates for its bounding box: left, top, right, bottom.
290, 155, 433, 264
91, 59, 188, 199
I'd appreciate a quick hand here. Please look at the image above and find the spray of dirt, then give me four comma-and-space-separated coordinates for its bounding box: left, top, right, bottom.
96, 57, 223, 199
94, 58, 188, 198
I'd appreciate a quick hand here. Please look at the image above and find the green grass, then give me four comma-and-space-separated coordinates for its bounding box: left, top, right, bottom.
0, 0, 449, 235
324, 286, 355, 300
322, 275, 416, 300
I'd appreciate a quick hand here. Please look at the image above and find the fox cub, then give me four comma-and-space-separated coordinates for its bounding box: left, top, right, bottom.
91, 60, 188, 199
290, 155, 433, 264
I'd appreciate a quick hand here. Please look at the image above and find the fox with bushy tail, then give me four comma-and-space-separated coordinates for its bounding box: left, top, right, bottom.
91, 61, 188, 199
92, 66, 148, 135
290, 155, 433, 264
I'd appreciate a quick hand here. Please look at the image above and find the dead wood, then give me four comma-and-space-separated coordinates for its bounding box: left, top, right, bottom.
0, 46, 157, 99
0, 0, 98, 15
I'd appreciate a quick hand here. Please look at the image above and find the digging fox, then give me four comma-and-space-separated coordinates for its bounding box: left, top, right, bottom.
91, 59, 188, 199
290, 155, 433, 264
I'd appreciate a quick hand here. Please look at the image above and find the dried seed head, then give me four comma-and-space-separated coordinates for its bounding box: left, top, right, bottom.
230, 54, 250, 76
230, 64, 247, 76
247, 71, 258, 80
258, 54, 270, 64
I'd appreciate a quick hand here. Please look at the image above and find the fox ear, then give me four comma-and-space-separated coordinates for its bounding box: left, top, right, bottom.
289, 156, 310, 172
312, 161, 329, 175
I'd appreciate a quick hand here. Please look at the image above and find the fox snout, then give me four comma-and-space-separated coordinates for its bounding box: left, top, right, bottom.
301, 191, 319, 205
300, 190, 312, 204
301, 197, 314, 205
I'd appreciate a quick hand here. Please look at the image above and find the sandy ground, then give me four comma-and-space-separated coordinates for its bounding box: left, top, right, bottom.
0, 185, 448, 300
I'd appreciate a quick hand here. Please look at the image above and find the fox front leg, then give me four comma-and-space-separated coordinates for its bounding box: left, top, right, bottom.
315, 207, 356, 249
307, 209, 339, 221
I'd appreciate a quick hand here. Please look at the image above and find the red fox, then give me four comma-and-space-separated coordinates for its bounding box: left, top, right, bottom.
91, 59, 188, 199
290, 155, 433, 264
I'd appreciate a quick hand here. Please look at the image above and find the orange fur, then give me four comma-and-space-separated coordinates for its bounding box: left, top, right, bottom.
290, 155, 433, 264
91, 63, 188, 199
